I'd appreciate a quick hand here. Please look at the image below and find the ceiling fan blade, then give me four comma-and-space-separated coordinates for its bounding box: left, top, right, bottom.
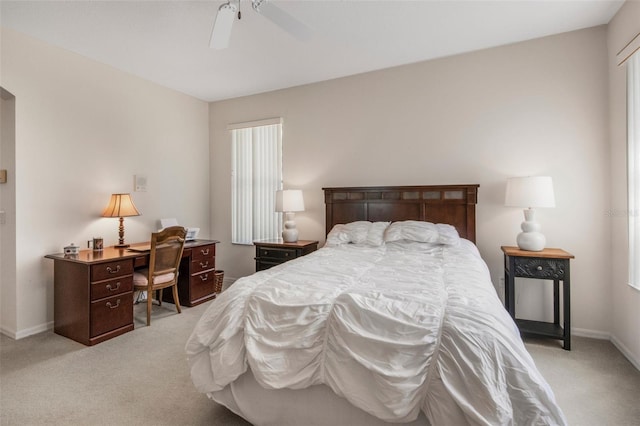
254, 1, 312, 41
210, 2, 238, 49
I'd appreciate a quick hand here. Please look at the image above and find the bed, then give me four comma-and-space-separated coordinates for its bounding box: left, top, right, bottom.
185, 184, 566, 425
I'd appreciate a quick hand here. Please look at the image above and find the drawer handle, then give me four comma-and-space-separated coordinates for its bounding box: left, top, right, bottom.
200, 261, 209, 268
285, 253, 290, 257
106, 282, 121, 292
536, 266, 543, 271
106, 299, 121, 309
106, 265, 121, 274
264, 250, 269, 255
200, 248, 209, 256
200, 274, 209, 281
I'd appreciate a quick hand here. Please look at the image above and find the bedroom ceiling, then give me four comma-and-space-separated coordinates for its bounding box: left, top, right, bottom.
0, 0, 624, 102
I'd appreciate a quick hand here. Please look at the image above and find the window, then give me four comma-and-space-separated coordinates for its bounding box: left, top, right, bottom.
628, 53, 640, 290
230, 118, 283, 245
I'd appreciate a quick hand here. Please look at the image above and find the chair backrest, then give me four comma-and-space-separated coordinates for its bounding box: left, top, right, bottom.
148, 226, 187, 286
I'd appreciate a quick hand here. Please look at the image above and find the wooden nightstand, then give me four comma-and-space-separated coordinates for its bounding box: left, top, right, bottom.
254, 239, 319, 272
501, 246, 574, 350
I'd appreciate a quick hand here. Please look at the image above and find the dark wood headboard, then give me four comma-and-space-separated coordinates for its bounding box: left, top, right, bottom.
323, 184, 479, 243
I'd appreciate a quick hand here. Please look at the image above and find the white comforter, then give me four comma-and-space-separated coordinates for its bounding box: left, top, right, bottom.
186, 240, 566, 425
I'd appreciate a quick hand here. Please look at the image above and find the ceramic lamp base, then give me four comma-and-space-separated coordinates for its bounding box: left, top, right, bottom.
516, 208, 546, 251
282, 212, 298, 243
516, 231, 546, 251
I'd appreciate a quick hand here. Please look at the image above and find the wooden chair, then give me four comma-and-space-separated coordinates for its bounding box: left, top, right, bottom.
133, 226, 187, 326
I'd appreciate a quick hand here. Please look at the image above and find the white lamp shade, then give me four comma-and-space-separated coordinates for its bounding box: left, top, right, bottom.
275, 189, 305, 212
505, 176, 555, 208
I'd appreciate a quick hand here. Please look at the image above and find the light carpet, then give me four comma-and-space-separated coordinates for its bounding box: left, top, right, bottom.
1, 299, 639, 425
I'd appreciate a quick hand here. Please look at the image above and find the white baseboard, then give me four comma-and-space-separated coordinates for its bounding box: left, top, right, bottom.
16, 321, 53, 339
1, 321, 53, 340
572, 327, 611, 340
610, 334, 640, 371
0, 325, 17, 339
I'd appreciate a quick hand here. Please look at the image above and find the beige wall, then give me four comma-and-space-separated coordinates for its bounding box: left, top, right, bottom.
0, 29, 210, 338
608, 0, 640, 369
0, 12, 631, 364
211, 26, 612, 339
1, 89, 17, 335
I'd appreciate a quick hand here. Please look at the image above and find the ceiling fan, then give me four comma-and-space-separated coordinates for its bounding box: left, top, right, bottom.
210, 0, 312, 49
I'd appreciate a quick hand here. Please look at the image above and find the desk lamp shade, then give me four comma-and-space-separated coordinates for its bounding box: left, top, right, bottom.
505, 176, 555, 251
102, 193, 141, 248
275, 189, 305, 243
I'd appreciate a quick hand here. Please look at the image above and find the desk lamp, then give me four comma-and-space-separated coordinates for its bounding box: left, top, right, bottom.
505, 176, 555, 251
102, 193, 141, 248
275, 189, 305, 243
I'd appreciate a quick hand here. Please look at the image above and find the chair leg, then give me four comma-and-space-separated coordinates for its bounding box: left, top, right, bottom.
146, 288, 153, 326
172, 284, 181, 314
158, 289, 163, 306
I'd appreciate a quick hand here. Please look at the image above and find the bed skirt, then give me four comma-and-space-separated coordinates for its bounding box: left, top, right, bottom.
209, 369, 430, 426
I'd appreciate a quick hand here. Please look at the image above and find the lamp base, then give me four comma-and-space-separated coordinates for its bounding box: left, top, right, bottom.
282, 212, 298, 243
282, 229, 299, 243
516, 208, 546, 251
114, 243, 130, 249
516, 232, 546, 251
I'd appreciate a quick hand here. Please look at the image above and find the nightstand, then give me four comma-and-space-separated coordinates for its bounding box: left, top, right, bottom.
254, 239, 319, 272
501, 246, 574, 350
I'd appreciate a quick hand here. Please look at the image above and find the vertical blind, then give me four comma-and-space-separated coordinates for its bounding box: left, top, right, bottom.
231, 120, 283, 245
628, 53, 640, 290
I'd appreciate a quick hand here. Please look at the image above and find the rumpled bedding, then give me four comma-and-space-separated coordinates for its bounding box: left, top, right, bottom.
186, 239, 566, 425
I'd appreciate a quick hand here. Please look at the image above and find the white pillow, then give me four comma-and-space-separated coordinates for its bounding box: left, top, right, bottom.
436, 223, 461, 246
366, 221, 391, 246
343, 221, 371, 244
326, 224, 350, 246
384, 221, 461, 245
384, 220, 439, 243
325, 221, 390, 246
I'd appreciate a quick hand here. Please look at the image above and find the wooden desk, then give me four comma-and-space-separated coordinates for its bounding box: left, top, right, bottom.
45, 239, 219, 346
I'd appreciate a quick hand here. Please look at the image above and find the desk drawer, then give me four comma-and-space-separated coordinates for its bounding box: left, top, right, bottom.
192, 244, 216, 262
191, 257, 215, 274
91, 276, 133, 301
514, 257, 567, 279
90, 293, 133, 337
190, 271, 215, 301
91, 260, 133, 282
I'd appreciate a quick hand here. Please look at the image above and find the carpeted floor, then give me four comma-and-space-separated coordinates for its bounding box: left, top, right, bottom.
1, 299, 639, 425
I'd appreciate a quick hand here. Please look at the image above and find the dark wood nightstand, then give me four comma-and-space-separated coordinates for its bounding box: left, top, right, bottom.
254, 239, 319, 272
502, 246, 574, 350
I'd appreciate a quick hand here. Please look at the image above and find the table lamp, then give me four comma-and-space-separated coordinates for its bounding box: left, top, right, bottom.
102, 193, 141, 248
275, 189, 305, 243
505, 176, 555, 251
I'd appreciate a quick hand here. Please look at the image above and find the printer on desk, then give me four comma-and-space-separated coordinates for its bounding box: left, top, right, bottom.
160, 218, 199, 241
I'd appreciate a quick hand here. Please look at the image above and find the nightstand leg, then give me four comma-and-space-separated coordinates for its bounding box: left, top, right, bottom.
563, 276, 571, 350
507, 275, 516, 318
504, 255, 516, 318
553, 279, 560, 325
